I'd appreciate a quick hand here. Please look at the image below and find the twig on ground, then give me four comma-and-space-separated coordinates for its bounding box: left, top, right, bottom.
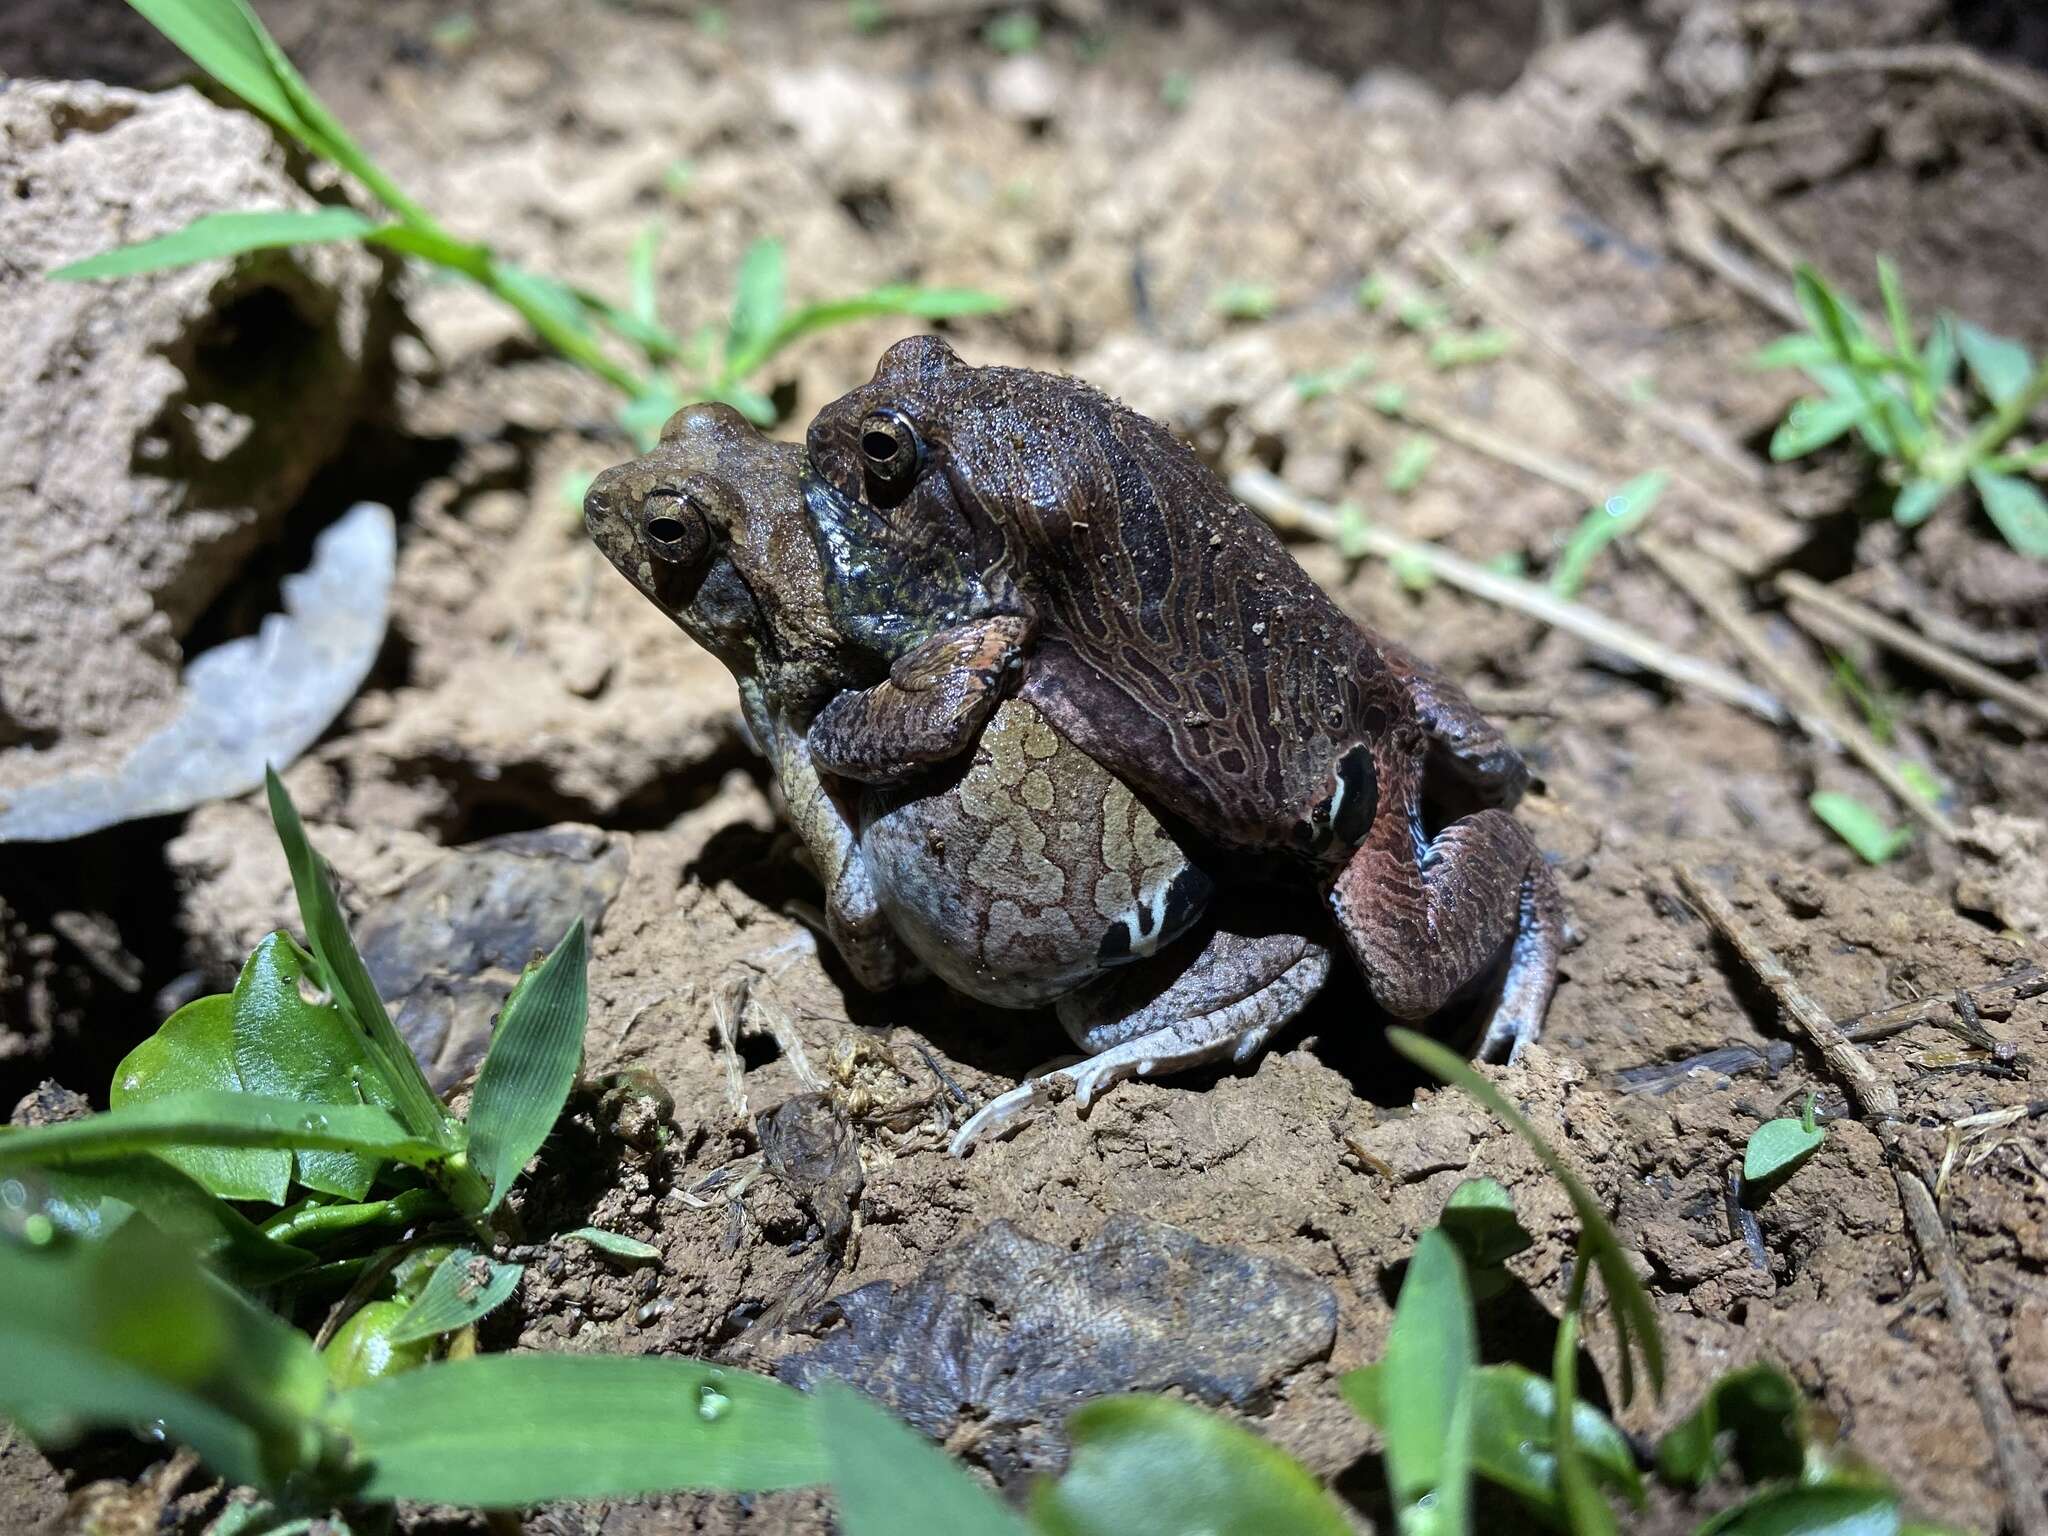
1787, 45, 2048, 127
1840, 964, 2046, 1044
1726, 1166, 1771, 1271
1642, 539, 1958, 840
1672, 864, 2048, 1536
1777, 571, 2048, 730
1231, 467, 1791, 726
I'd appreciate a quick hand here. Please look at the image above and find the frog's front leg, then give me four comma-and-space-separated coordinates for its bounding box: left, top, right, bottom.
948, 924, 1332, 1155
1326, 745, 1562, 1061
806, 615, 1033, 784
755, 705, 915, 992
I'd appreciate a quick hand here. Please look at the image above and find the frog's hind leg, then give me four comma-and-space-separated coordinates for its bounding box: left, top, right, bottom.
947, 927, 1331, 1155
1327, 753, 1562, 1061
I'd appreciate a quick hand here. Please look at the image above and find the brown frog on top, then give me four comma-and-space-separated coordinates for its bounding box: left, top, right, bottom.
799, 337, 1562, 1060
583, 404, 1331, 1151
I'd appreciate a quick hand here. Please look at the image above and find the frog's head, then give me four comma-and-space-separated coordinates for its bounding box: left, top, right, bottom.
803, 337, 1132, 621
584, 402, 850, 705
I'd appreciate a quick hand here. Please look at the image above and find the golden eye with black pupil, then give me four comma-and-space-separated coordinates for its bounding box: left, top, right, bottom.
857, 407, 923, 503
639, 490, 709, 568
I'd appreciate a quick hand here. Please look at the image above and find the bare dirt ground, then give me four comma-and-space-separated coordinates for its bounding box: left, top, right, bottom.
4, 1, 2047, 1531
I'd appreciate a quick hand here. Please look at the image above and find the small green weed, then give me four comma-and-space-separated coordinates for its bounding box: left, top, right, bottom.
1212, 281, 1279, 322
1761, 259, 2048, 560
54, 0, 1007, 445
1352, 1028, 1962, 1535
1810, 789, 1912, 865
1742, 1093, 1827, 1202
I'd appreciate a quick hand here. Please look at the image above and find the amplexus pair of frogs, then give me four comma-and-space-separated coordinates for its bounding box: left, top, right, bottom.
584, 337, 1562, 1154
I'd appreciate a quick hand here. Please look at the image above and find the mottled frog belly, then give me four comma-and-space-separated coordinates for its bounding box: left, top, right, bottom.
858, 698, 1212, 1009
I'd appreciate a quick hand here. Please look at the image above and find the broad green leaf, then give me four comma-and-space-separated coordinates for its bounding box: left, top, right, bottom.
230, 932, 397, 1199
1387, 1029, 1666, 1406
110, 995, 290, 1203
1549, 469, 1667, 598
563, 1226, 661, 1262
1382, 1227, 1476, 1533
1552, 1310, 1618, 1536
813, 1380, 1029, 1536
323, 1300, 436, 1389
1921, 316, 1959, 395
0, 1216, 330, 1491
725, 238, 787, 371
8, 1155, 311, 1283
1697, 1484, 1899, 1536
0, 1090, 446, 1171
1969, 467, 2048, 560
1439, 1177, 1533, 1297
1809, 791, 1911, 865
1891, 479, 1946, 527
264, 770, 451, 1147
1770, 395, 1866, 461
1656, 1364, 1808, 1488
50, 207, 376, 280
333, 1354, 827, 1502
466, 919, 589, 1213
1955, 321, 2034, 409
388, 1248, 522, 1343
1742, 1095, 1827, 1195
728, 283, 1009, 381
1033, 1396, 1352, 1536
1386, 435, 1437, 494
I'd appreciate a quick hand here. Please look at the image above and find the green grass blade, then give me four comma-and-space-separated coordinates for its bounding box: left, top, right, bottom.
1969, 467, 2048, 559
110, 994, 291, 1202
122, 0, 309, 143
562, 1227, 660, 1262
1875, 258, 1917, 365
50, 207, 377, 280
466, 919, 588, 1213
1383, 1227, 1475, 1534
1549, 469, 1666, 598
814, 1380, 1029, 1536
1552, 1312, 1619, 1536
1033, 1396, 1352, 1536
387, 1249, 521, 1344
1696, 1484, 1901, 1535
629, 222, 661, 325
725, 238, 787, 374
1387, 1028, 1666, 1405
333, 1354, 827, 1502
264, 769, 450, 1146
0, 1090, 446, 1169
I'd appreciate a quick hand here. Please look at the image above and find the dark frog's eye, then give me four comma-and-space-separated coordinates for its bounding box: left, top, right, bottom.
640, 488, 711, 569
857, 407, 924, 504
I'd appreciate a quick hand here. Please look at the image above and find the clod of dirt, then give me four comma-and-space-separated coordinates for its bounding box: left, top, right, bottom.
752, 1091, 864, 1328
355, 826, 632, 1090
0, 82, 396, 780
778, 1214, 1337, 1484
1957, 810, 2048, 943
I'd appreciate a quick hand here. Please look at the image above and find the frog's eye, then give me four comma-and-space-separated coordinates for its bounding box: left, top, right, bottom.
857, 408, 924, 503
640, 490, 710, 568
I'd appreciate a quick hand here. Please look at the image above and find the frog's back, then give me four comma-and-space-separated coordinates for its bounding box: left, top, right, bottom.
942, 366, 1409, 858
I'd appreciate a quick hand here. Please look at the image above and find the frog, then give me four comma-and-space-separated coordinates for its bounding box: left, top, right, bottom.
582, 403, 1332, 1152
798, 336, 1562, 1061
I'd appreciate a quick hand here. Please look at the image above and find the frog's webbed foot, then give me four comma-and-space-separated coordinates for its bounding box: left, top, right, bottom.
947, 927, 1331, 1156
1327, 775, 1562, 1062
808, 616, 1032, 785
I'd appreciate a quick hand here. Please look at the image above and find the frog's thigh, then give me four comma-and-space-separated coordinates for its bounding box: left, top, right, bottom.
808, 617, 1031, 784
948, 928, 1331, 1156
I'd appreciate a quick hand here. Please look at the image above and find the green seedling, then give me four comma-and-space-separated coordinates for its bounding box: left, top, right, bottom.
57, 0, 1008, 443
1761, 259, 2048, 560
1362, 1031, 1944, 1535
1827, 651, 1896, 745
1212, 281, 1278, 322
1429, 327, 1515, 370
1294, 353, 1377, 401
1549, 470, 1668, 600
1385, 435, 1437, 495
1160, 69, 1194, 110
1810, 790, 1912, 865
1741, 1094, 1827, 1203
984, 9, 1041, 54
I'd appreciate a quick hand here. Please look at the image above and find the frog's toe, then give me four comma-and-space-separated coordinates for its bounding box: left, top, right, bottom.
948, 1079, 1056, 1156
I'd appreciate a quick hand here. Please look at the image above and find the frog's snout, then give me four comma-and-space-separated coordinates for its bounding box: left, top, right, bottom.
582, 465, 641, 567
